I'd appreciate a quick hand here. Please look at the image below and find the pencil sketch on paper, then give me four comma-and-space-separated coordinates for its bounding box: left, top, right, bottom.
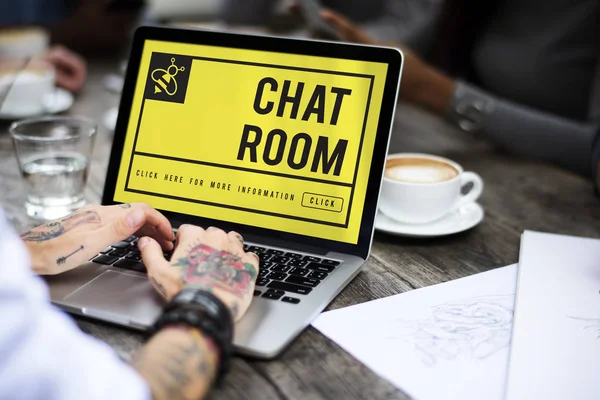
387, 295, 515, 367
568, 290, 600, 339
568, 316, 600, 338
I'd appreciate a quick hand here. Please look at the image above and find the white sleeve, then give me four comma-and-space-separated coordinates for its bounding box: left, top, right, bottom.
0, 210, 151, 400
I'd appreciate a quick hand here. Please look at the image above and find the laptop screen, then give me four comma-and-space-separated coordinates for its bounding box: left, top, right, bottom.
112, 38, 391, 245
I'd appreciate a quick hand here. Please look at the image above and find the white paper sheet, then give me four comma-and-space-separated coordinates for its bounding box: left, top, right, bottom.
506, 232, 600, 400
312, 265, 517, 400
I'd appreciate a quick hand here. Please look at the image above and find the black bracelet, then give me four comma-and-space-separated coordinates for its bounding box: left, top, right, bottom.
147, 289, 234, 383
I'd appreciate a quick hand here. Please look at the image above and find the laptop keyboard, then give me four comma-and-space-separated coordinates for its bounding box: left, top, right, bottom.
244, 245, 342, 304
91, 237, 342, 305
91, 236, 164, 274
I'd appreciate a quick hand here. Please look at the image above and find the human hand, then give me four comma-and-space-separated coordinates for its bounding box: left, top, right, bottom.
290, 3, 376, 44
41, 45, 87, 92
139, 225, 259, 322
316, 9, 455, 114
21, 203, 174, 275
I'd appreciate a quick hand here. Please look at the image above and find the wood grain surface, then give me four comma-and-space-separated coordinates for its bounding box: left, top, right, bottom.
1, 62, 598, 400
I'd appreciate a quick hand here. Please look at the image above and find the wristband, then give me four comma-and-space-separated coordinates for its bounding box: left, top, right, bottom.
147, 289, 234, 383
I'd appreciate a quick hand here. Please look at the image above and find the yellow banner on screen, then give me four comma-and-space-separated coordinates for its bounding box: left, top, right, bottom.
114, 40, 388, 244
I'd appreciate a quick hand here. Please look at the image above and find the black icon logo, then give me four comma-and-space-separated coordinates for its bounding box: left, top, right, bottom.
144, 53, 192, 104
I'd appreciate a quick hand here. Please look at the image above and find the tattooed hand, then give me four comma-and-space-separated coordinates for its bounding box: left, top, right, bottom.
139, 225, 259, 322
21, 203, 174, 275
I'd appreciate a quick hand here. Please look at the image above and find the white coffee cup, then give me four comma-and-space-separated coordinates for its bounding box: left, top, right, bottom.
0, 60, 55, 116
379, 153, 483, 224
0, 27, 49, 60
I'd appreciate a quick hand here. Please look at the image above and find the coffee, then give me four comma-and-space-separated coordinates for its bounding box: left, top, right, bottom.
0, 28, 49, 60
379, 153, 483, 224
0, 28, 42, 42
385, 157, 458, 184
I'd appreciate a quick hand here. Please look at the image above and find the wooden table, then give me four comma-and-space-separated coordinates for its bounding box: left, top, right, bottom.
2, 62, 600, 400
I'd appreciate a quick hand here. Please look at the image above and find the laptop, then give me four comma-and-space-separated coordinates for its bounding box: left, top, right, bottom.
45, 26, 403, 358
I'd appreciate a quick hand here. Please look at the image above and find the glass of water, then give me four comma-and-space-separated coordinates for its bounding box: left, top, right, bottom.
10, 116, 97, 220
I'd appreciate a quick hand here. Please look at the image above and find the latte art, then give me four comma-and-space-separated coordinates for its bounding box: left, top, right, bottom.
385, 157, 458, 183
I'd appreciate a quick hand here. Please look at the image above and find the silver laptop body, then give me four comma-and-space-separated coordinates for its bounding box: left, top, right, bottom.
45, 26, 403, 359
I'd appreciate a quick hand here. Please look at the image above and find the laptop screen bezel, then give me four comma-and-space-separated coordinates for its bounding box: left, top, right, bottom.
102, 26, 402, 259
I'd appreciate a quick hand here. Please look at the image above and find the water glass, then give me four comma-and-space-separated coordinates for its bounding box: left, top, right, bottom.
10, 116, 97, 220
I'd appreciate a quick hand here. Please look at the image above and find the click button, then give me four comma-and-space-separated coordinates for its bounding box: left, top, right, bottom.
301, 193, 344, 213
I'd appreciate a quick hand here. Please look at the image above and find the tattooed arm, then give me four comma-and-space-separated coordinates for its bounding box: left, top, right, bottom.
132, 225, 259, 400
20, 203, 174, 275
131, 327, 219, 400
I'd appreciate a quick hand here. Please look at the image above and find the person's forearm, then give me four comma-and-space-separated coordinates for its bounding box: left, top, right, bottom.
408, 70, 598, 176
362, 0, 444, 55
132, 326, 219, 400
448, 82, 598, 176
410, 66, 455, 116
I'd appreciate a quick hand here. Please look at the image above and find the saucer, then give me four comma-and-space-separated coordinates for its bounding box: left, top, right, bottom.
0, 88, 74, 120
102, 107, 118, 131
375, 202, 484, 238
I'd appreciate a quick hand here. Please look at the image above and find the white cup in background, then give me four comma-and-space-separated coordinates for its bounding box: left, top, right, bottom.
379, 153, 484, 224
0, 27, 49, 60
0, 60, 56, 116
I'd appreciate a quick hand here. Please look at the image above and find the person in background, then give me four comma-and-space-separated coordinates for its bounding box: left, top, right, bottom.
222, 0, 444, 55
0, 0, 143, 57
0, 26, 87, 92
40, 44, 87, 92
0, 0, 144, 93
0, 203, 259, 400
302, 1, 599, 176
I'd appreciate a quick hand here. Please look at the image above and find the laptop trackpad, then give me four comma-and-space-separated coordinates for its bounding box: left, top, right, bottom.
64, 270, 164, 327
